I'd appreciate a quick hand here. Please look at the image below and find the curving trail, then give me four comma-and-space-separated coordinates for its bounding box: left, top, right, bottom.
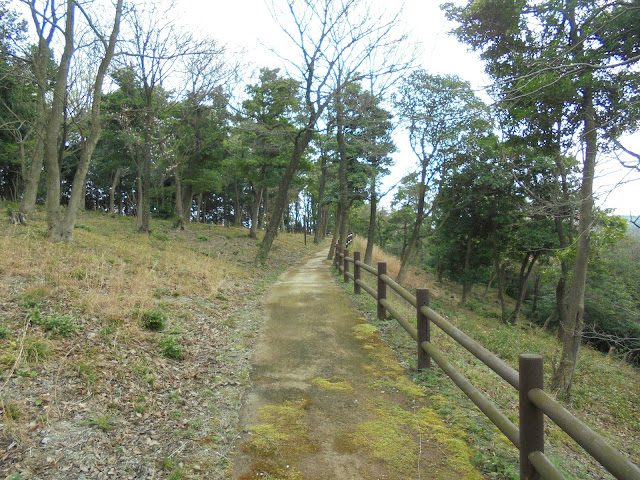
227, 249, 480, 480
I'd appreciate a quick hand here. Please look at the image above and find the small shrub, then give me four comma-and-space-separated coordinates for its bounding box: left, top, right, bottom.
30, 311, 78, 337
5, 473, 24, 480
41, 314, 78, 337
75, 361, 96, 385
2, 402, 21, 420
0, 325, 9, 339
139, 310, 166, 331
197, 235, 208, 242
161, 335, 183, 360
18, 286, 48, 307
215, 293, 228, 302
167, 469, 185, 480
25, 336, 51, 363
82, 415, 115, 431
70, 268, 88, 280
158, 456, 175, 471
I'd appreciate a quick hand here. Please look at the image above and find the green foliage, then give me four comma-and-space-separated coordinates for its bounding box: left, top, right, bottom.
2, 402, 21, 420
18, 287, 48, 308
4, 474, 25, 480
29, 311, 78, 337
0, 324, 8, 339
24, 336, 51, 363
167, 469, 185, 480
160, 335, 183, 360
138, 309, 166, 331
82, 415, 116, 431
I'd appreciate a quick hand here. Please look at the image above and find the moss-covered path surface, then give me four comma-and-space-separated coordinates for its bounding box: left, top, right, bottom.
227, 249, 481, 480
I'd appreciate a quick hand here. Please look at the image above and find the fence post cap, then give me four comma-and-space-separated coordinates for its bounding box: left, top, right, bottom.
519, 353, 543, 361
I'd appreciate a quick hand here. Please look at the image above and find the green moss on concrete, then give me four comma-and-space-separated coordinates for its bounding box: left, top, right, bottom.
349, 398, 482, 480
244, 400, 317, 459
311, 377, 352, 391
353, 323, 379, 341
352, 417, 416, 475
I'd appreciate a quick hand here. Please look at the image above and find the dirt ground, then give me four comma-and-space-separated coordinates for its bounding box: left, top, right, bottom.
226, 249, 481, 480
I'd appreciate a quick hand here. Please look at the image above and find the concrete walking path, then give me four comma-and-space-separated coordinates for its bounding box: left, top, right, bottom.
227, 249, 480, 480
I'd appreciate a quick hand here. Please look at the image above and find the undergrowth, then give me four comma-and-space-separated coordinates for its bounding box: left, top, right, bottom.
334, 236, 640, 480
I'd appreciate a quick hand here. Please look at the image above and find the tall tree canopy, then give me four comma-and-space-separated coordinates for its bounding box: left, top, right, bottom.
444, 0, 640, 396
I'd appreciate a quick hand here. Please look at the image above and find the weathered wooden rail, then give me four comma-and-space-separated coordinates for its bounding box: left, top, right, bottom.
334, 246, 640, 480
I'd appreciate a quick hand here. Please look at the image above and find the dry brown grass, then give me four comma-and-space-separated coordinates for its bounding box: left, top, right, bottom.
0, 206, 316, 479
350, 236, 445, 297
0, 214, 244, 325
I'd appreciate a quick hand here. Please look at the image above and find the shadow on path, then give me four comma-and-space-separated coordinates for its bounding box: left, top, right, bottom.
227, 249, 481, 480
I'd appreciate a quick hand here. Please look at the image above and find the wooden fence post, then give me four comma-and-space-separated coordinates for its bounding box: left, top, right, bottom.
417, 289, 431, 370
343, 249, 350, 283
377, 262, 387, 320
519, 354, 544, 480
333, 245, 340, 267
353, 252, 361, 294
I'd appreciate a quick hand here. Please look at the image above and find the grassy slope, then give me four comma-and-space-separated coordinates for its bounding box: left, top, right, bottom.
340, 237, 640, 480
0, 206, 316, 480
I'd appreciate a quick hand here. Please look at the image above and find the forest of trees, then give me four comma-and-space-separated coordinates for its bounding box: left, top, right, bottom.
1, 0, 639, 396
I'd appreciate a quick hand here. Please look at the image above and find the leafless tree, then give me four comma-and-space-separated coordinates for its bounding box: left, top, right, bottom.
15, 0, 123, 241
171, 46, 235, 229
118, 2, 225, 234
256, 0, 411, 262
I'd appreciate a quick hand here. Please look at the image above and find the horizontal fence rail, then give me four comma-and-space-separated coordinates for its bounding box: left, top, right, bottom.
332, 246, 640, 480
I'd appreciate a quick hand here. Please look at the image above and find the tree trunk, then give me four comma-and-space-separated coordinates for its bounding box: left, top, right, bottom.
493, 240, 508, 324
483, 271, 495, 298
509, 251, 540, 324
118, 189, 124, 215
320, 205, 330, 239
364, 172, 377, 265
19, 64, 47, 217
233, 183, 242, 226
397, 160, 428, 284
136, 173, 142, 225
138, 116, 152, 234
256, 127, 315, 262
314, 151, 328, 244
531, 272, 541, 314
110, 167, 124, 214
44, 0, 75, 240
181, 191, 192, 223
249, 185, 264, 239
327, 204, 341, 261
174, 165, 185, 229
336, 101, 350, 250
460, 235, 473, 305
53, 0, 123, 241
196, 192, 203, 222
263, 192, 268, 229
551, 88, 597, 397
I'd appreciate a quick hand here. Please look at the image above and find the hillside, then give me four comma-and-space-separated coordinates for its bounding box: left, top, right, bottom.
2, 209, 639, 480
0, 207, 315, 479
340, 237, 640, 480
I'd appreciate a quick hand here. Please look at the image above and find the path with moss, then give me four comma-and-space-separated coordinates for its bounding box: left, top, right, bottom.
227, 249, 481, 480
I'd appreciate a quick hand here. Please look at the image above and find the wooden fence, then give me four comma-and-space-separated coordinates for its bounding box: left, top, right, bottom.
334, 246, 640, 480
